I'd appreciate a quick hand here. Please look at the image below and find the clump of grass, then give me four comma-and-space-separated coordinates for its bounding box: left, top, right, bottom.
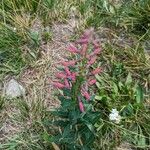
93, 41, 150, 149
120, 0, 150, 35
84, 0, 150, 39
0, 25, 41, 79
0, 25, 26, 77
0, 91, 49, 149
0, 97, 5, 111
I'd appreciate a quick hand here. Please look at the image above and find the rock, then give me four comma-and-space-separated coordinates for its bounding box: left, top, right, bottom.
4, 79, 25, 99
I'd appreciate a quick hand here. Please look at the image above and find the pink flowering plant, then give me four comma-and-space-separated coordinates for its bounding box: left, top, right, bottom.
45, 29, 102, 149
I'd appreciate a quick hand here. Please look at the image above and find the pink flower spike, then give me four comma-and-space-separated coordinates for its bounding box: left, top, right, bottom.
67, 44, 79, 53
64, 79, 70, 88
92, 68, 102, 75
83, 91, 91, 101
88, 56, 97, 65
65, 67, 71, 76
79, 101, 85, 112
55, 72, 67, 79
88, 79, 97, 85
62, 60, 76, 66
52, 82, 65, 89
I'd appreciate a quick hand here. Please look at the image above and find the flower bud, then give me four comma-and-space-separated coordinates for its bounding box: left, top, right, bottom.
92, 68, 102, 75
52, 82, 65, 89
79, 101, 85, 112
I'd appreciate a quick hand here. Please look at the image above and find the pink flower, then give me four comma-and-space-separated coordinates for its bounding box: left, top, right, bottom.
88, 79, 97, 85
82, 91, 91, 100
91, 68, 102, 75
82, 28, 94, 39
76, 28, 93, 45
87, 48, 101, 58
79, 101, 85, 112
76, 38, 88, 44
67, 44, 79, 53
52, 82, 65, 89
64, 79, 70, 88
55, 72, 67, 79
65, 67, 71, 76
81, 44, 88, 56
62, 60, 76, 66
93, 48, 101, 55
68, 72, 76, 81
93, 40, 99, 49
88, 56, 97, 65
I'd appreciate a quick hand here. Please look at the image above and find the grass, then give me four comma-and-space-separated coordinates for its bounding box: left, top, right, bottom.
0, 0, 150, 149
94, 41, 150, 149
0, 84, 50, 149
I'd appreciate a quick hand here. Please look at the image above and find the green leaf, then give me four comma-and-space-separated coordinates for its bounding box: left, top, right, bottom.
121, 103, 134, 117
95, 74, 101, 82
125, 72, 132, 86
112, 82, 118, 94
136, 85, 144, 104
63, 88, 71, 97
138, 134, 146, 147
51, 110, 68, 118
96, 82, 100, 89
95, 95, 102, 100
118, 81, 123, 90
53, 120, 70, 127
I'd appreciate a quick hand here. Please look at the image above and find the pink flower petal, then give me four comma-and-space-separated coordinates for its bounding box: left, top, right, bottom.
91, 68, 102, 75
88, 79, 97, 85
79, 101, 85, 112
68, 72, 76, 81
81, 44, 88, 56
52, 82, 65, 89
67, 44, 79, 53
87, 48, 101, 58
55, 72, 67, 79
82, 91, 91, 101
76, 38, 88, 44
93, 48, 101, 55
93, 40, 100, 49
62, 60, 76, 66
64, 79, 70, 88
65, 67, 71, 76
88, 56, 97, 65
82, 28, 94, 39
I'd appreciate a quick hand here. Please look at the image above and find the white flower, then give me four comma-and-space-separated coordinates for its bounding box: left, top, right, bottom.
13, 27, 16, 32
109, 108, 121, 124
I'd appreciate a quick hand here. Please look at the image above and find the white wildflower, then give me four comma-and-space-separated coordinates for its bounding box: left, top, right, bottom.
109, 108, 121, 124
13, 27, 17, 32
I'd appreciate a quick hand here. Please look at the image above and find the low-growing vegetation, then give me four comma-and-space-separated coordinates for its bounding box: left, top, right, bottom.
0, 0, 150, 150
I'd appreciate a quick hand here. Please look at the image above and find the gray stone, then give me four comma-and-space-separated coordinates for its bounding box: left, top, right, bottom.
4, 79, 25, 99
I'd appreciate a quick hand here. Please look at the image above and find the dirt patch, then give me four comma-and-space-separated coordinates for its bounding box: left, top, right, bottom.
0, 20, 75, 144
21, 21, 75, 109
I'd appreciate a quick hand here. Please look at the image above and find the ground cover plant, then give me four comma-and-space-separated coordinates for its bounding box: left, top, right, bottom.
0, 0, 150, 150
44, 29, 102, 149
